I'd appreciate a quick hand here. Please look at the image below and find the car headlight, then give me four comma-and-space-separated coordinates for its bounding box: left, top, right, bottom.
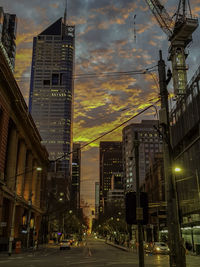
156, 247, 160, 251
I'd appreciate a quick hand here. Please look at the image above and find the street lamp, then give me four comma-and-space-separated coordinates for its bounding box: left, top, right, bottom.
8, 166, 42, 256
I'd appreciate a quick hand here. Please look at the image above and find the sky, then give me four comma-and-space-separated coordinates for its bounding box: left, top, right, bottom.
2, 0, 200, 215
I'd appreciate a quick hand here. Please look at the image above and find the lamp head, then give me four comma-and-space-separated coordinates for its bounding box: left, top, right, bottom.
174, 167, 181, 172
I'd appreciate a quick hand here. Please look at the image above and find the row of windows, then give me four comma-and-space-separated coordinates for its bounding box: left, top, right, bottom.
41, 140, 70, 144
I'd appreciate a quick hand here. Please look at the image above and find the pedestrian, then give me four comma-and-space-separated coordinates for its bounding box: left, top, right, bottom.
34, 240, 38, 250
180, 238, 186, 256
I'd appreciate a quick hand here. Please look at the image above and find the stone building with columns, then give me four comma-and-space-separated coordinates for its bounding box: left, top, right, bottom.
0, 47, 49, 250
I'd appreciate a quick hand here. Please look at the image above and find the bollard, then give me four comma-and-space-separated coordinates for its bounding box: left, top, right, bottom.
15, 241, 21, 254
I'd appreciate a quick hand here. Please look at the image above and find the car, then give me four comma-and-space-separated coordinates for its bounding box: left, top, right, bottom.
59, 239, 71, 250
152, 242, 170, 254
65, 235, 75, 245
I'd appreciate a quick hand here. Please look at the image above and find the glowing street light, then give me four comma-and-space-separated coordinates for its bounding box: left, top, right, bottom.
174, 167, 181, 172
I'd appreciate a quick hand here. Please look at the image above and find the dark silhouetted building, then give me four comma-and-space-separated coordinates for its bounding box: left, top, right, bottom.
122, 120, 162, 193
99, 141, 123, 214
71, 143, 81, 212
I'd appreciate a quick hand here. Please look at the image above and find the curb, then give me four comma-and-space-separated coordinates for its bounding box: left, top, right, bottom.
105, 241, 129, 252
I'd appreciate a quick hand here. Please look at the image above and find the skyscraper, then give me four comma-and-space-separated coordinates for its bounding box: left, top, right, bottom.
71, 143, 81, 211
0, 7, 17, 70
99, 141, 123, 214
29, 17, 75, 183
122, 120, 162, 193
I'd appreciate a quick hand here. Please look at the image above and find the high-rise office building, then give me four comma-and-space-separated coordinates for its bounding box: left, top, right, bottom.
122, 120, 162, 193
29, 17, 75, 182
0, 7, 17, 70
95, 182, 100, 217
99, 141, 123, 213
71, 143, 81, 211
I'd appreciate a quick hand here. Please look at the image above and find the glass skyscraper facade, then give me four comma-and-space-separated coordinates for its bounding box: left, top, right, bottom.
29, 17, 75, 179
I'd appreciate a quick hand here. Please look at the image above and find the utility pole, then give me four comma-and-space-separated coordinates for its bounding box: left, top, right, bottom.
158, 50, 186, 267
134, 131, 144, 267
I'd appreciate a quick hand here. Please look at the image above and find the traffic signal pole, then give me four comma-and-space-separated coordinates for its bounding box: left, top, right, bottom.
134, 131, 144, 267
158, 50, 186, 267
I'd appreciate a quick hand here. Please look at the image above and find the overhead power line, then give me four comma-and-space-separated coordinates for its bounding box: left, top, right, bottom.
54, 98, 160, 162
14, 65, 158, 81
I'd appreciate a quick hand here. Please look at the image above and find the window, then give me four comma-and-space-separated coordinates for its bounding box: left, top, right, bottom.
43, 80, 50, 85
52, 74, 59, 85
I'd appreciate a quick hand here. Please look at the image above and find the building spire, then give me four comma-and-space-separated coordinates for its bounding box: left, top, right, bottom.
64, 0, 67, 25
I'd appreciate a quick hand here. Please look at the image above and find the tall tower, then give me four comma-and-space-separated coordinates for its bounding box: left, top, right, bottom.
99, 141, 123, 215
122, 120, 162, 193
29, 16, 75, 198
71, 143, 81, 211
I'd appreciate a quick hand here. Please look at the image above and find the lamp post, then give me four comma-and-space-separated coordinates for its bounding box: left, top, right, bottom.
158, 51, 185, 267
8, 167, 42, 256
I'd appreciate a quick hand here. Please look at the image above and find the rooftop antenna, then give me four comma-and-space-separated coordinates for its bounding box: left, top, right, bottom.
64, 0, 67, 25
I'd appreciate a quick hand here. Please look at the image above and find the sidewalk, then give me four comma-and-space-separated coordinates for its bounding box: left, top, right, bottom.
0, 243, 48, 256
105, 240, 200, 257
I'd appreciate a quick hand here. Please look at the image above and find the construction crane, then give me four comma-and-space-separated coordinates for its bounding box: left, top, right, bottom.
145, 0, 198, 95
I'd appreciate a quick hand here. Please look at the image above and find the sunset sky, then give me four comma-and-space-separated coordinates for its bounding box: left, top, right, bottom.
2, 0, 200, 213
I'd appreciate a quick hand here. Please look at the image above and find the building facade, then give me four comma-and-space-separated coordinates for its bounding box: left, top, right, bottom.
0, 7, 17, 70
0, 46, 49, 250
71, 143, 81, 212
143, 152, 166, 242
170, 64, 200, 250
99, 141, 123, 214
29, 17, 75, 180
122, 120, 162, 193
95, 182, 100, 218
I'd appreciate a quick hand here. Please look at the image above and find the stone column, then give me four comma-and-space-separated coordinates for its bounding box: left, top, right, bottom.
16, 140, 27, 196
14, 206, 24, 238
23, 152, 33, 201
35, 171, 41, 208
0, 193, 3, 236
5, 126, 18, 191
0, 108, 9, 180
32, 161, 38, 206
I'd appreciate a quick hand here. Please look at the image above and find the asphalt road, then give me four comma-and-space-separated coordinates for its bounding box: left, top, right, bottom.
0, 237, 199, 267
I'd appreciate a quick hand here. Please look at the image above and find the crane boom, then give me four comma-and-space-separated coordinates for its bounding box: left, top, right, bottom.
145, 0, 173, 37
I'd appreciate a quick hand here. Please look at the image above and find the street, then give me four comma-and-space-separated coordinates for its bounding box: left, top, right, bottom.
0, 237, 199, 267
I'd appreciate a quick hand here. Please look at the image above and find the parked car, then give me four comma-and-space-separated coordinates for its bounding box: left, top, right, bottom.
59, 239, 71, 250
66, 235, 76, 245
152, 242, 170, 254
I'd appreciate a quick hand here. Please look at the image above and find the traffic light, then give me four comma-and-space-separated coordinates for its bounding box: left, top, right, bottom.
125, 192, 148, 225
